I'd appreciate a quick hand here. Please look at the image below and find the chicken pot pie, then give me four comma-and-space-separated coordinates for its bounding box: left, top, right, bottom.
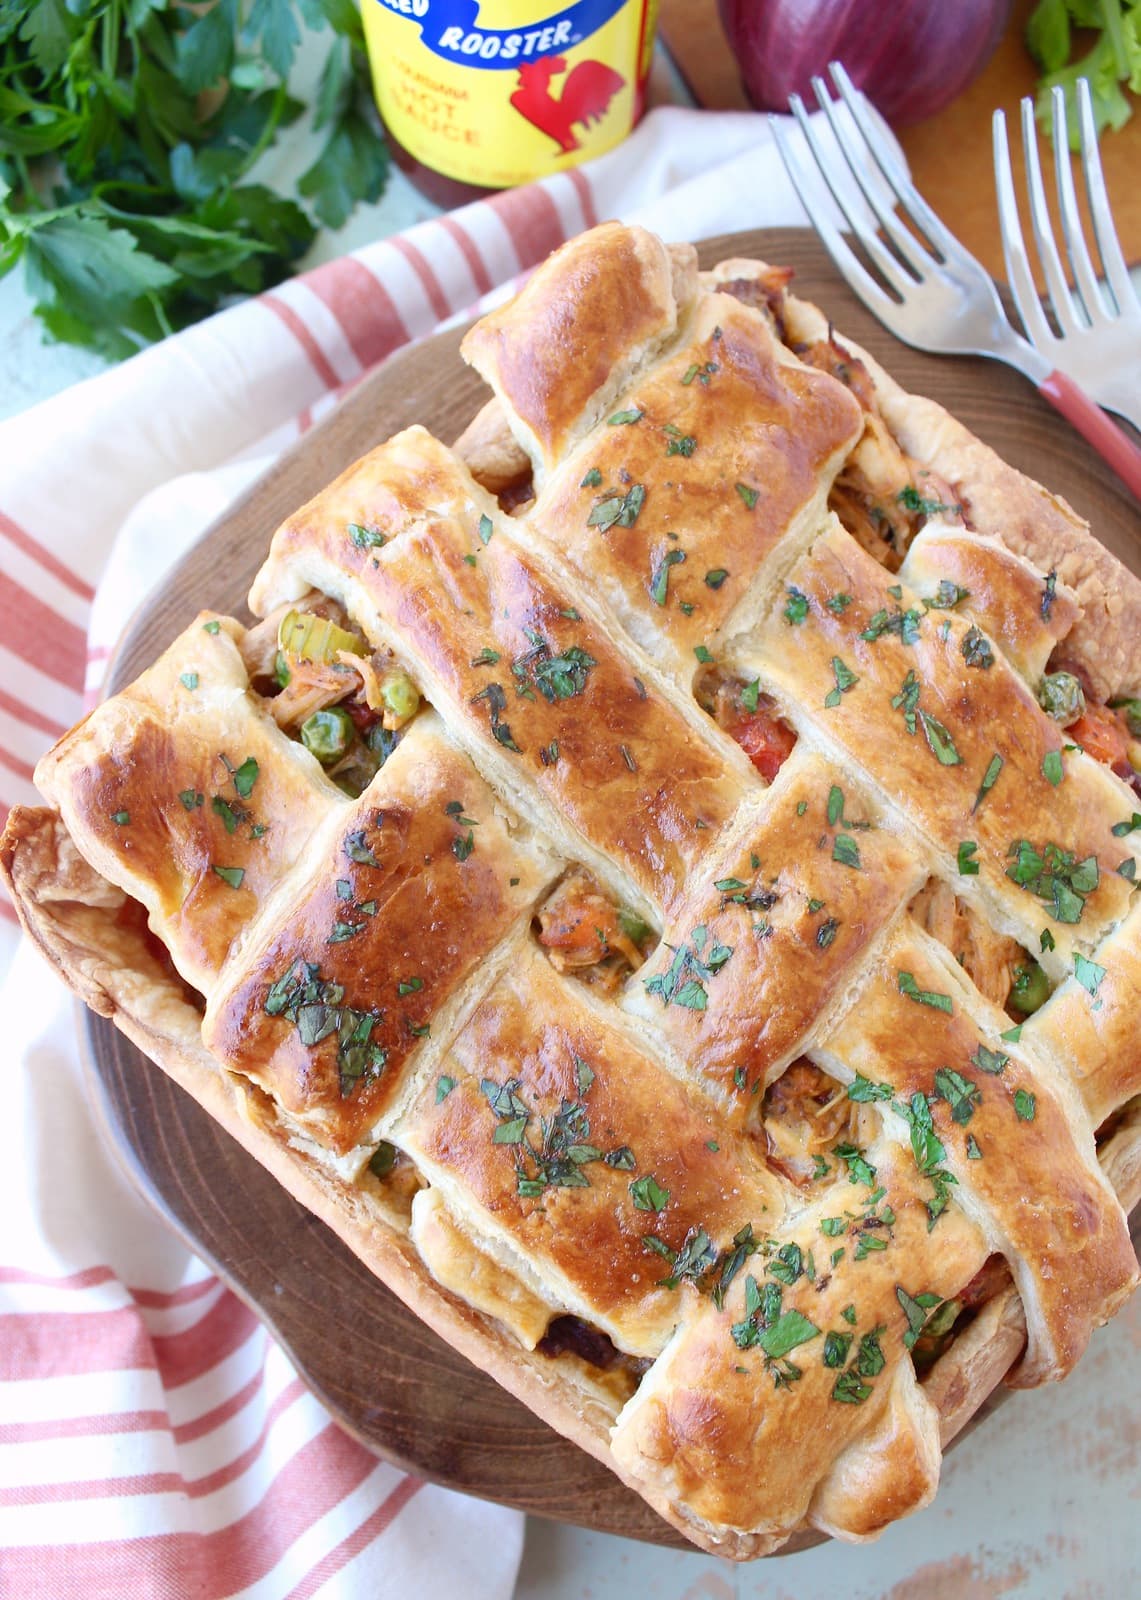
6, 223, 1141, 1560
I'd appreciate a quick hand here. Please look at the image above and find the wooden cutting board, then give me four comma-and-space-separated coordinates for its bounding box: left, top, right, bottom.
84, 229, 1141, 1552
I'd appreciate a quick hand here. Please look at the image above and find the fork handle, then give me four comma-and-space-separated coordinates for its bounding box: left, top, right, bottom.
1039, 371, 1141, 501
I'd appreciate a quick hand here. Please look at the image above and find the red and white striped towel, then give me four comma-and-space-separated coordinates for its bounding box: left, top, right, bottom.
0, 103, 902, 1596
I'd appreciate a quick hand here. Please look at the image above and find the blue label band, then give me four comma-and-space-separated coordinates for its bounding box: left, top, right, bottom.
370, 0, 631, 69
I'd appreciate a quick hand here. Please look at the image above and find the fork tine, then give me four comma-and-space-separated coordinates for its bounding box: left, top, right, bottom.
785, 92, 916, 299
1019, 95, 1085, 337
993, 109, 1056, 350
827, 62, 980, 271
1049, 86, 1111, 325
807, 74, 932, 282
769, 114, 901, 323
1076, 77, 1141, 317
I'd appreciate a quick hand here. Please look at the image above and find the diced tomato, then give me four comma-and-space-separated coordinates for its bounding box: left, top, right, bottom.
1069, 706, 1131, 773
729, 705, 797, 783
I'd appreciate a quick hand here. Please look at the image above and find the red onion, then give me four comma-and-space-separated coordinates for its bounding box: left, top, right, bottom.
716, 0, 1012, 127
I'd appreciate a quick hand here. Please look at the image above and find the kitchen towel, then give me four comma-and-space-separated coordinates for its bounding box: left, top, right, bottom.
0, 101, 899, 1597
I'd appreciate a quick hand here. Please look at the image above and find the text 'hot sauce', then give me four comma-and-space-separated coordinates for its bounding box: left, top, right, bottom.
362, 1, 659, 198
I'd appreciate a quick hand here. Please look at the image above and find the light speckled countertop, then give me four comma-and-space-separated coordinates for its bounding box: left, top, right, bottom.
4, 40, 1138, 1600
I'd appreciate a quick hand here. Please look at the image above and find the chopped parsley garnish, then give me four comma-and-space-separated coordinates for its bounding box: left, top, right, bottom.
229, 756, 259, 799
112, 810, 130, 825
970, 1045, 1008, 1075
580, 467, 602, 488
1013, 1088, 1037, 1122
833, 1143, 877, 1189
897, 971, 953, 1013
436, 1076, 456, 1103
644, 1226, 718, 1290
179, 789, 203, 810
784, 586, 809, 625
898, 485, 958, 517
1041, 570, 1057, 620
1119, 859, 1137, 881
832, 834, 861, 870
898, 1092, 957, 1228
650, 548, 686, 606
629, 1174, 670, 1212
212, 865, 244, 889
741, 679, 760, 713
681, 360, 718, 386
817, 917, 840, 949
1111, 813, 1141, 837
452, 831, 474, 862
973, 752, 1004, 812
180, 672, 198, 691
967, 1135, 982, 1159
735, 482, 759, 510
825, 656, 858, 708
212, 796, 242, 835
511, 630, 596, 704
348, 523, 386, 549
705, 568, 728, 589
1042, 751, 1063, 787
397, 977, 423, 996
587, 483, 646, 531
958, 841, 979, 876
826, 593, 853, 614
860, 605, 921, 646
480, 1066, 629, 1198
694, 644, 713, 664
1073, 953, 1106, 998
1006, 839, 1098, 924
1000, 1023, 1023, 1043
203, 620, 221, 634
471, 647, 500, 667
823, 1330, 852, 1367
832, 1370, 873, 1404
933, 1067, 979, 1126
665, 427, 697, 457
477, 514, 494, 545
471, 682, 521, 752
328, 920, 365, 943
644, 925, 733, 1013
608, 408, 643, 426
1041, 928, 1056, 953
344, 828, 379, 867
961, 626, 994, 669
891, 670, 960, 762
847, 1075, 893, 1103
896, 1286, 950, 1350
925, 580, 970, 610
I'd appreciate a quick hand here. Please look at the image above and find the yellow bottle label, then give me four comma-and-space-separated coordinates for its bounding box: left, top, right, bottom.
363, 0, 658, 190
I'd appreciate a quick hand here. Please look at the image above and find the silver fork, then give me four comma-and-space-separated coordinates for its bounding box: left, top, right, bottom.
770, 62, 1141, 501
994, 78, 1141, 433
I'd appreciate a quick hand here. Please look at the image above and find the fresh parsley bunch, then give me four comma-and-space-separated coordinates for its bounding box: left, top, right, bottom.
1026, 0, 1141, 145
0, 0, 389, 358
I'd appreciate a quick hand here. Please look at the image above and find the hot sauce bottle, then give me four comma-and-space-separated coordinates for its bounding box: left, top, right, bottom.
361, 1, 660, 205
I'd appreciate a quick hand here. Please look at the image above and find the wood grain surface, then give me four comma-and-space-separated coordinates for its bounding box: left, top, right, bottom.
657, 0, 1141, 280
84, 228, 1141, 1551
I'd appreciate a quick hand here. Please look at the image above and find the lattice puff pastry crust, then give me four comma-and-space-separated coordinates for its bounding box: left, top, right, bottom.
6, 223, 1141, 1561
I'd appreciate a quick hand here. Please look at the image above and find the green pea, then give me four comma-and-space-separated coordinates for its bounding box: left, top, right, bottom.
368, 1141, 397, 1179
1037, 671, 1085, 724
617, 906, 652, 947
382, 672, 420, 724
1110, 697, 1141, 739
1010, 961, 1051, 1015
300, 706, 354, 765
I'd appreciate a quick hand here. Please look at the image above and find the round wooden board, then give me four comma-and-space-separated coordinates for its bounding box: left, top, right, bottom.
85, 229, 1141, 1553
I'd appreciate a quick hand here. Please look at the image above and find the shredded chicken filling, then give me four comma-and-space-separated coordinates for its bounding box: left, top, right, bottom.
697, 667, 797, 784
535, 870, 653, 993
241, 594, 421, 797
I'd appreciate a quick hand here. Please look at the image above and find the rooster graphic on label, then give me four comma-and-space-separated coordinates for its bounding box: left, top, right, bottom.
509, 56, 624, 153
